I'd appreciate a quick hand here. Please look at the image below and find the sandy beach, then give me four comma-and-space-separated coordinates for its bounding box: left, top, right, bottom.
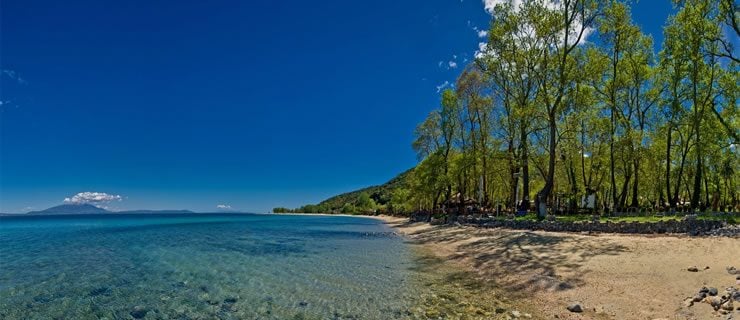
369, 215, 740, 320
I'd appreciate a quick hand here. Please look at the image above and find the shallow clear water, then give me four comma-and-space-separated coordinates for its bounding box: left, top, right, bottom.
0, 214, 416, 319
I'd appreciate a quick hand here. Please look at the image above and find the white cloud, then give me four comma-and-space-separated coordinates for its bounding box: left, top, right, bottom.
479, 0, 593, 55
483, 0, 523, 14
64, 192, 122, 204
471, 24, 489, 38
2, 69, 28, 85
436, 81, 450, 93
216, 204, 232, 210
475, 42, 491, 59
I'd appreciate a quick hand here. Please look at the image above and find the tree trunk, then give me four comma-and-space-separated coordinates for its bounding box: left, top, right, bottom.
666, 125, 675, 209
691, 130, 702, 210
520, 125, 530, 211
610, 111, 617, 209
537, 113, 557, 218
508, 137, 518, 211
630, 157, 640, 208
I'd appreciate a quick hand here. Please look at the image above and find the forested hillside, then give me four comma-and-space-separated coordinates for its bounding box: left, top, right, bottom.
273, 169, 413, 214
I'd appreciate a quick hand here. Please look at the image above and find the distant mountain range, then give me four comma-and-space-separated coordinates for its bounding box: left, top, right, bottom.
14, 203, 196, 215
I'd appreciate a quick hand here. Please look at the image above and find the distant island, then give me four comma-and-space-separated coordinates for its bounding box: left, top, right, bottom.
6, 203, 197, 216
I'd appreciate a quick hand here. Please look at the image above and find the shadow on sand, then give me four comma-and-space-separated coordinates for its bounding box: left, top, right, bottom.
403, 224, 630, 296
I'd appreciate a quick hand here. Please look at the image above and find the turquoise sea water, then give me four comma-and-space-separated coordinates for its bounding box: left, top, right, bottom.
0, 214, 417, 319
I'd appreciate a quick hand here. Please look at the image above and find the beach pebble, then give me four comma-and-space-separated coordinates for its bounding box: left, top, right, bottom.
706, 296, 723, 310
511, 310, 521, 317
687, 266, 699, 272
727, 266, 738, 275
720, 300, 733, 311
708, 287, 718, 296
566, 303, 583, 313
692, 293, 706, 302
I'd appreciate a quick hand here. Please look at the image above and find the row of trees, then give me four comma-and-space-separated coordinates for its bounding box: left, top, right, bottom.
403, 0, 738, 217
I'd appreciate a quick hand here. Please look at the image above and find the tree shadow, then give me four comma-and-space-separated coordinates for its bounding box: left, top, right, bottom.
406, 225, 630, 295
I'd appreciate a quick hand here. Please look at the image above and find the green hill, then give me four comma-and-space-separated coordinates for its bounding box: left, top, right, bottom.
274, 168, 413, 215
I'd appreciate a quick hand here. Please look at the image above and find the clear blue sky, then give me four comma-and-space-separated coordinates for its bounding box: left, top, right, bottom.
0, 0, 673, 213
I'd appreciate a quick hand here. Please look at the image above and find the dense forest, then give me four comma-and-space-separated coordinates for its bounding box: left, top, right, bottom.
278, 0, 738, 217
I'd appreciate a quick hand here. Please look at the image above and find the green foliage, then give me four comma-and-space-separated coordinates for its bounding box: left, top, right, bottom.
278, 169, 414, 215
278, 0, 739, 216
340, 203, 357, 214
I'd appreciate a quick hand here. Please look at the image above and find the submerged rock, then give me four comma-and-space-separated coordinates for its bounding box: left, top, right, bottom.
32, 294, 52, 304
208, 300, 220, 305
88, 286, 111, 297
130, 306, 148, 319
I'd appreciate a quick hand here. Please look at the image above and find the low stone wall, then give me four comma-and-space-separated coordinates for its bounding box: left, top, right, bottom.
411, 213, 727, 235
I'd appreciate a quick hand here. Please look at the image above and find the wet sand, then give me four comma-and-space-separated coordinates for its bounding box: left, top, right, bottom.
371, 215, 740, 320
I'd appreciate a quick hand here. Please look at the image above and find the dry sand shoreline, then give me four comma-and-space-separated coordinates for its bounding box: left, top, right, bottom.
365, 215, 740, 320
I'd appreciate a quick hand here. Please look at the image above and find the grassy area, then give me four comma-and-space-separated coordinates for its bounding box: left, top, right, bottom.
496, 212, 738, 224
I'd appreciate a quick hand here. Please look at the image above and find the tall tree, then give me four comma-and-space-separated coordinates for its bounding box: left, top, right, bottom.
534, 0, 598, 217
